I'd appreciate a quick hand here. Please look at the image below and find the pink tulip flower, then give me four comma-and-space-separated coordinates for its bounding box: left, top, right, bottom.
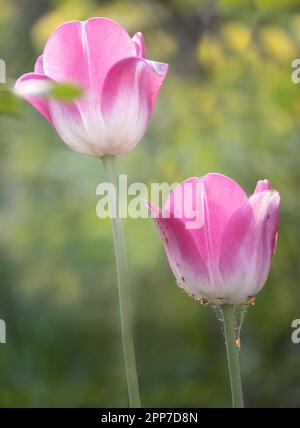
14, 18, 168, 157
147, 173, 280, 305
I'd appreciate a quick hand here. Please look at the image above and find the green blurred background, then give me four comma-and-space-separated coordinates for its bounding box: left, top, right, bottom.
0, 0, 300, 407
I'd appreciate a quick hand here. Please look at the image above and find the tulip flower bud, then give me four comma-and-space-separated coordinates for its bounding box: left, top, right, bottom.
147, 173, 280, 305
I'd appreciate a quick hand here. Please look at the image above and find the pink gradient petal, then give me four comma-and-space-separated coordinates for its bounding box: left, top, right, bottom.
15, 74, 105, 157
219, 190, 280, 302
48, 99, 101, 157
132, 32, 146, 57
14, 73, 52, 123
201, 173, 248, 227
43, 18, 136, 91
165, 174, 247, 265
164, 177, 204, 228
146, 200, 210, 299
34, 55, 44, 74
100, 56, 168, 155
198, 173, 247, 268
255, 179, 272, 193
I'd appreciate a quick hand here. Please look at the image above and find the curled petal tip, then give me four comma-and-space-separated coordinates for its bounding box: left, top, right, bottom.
14, 74, 51, 97
132, 32, 146, 57
146, 60, 168, 77
34, 55, 44, 74
255, 179, 272, 193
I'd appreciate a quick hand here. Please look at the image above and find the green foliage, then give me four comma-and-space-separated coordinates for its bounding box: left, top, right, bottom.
0, 90, 22, 117
50, 83, 83, 101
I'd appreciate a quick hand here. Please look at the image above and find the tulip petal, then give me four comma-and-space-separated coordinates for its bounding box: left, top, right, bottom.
164, 177, 204, 229
199, 173, 248, 271
201, 173, 248, 232
101, 57, 168, 155
15, 73, 105, 157
14, 73, 52, 123
165, 174, 247, 264
34, 55, 44, 74
43, 18, 136, 92
255, 179, 272, 193
48, 97, 104, 157
132, 32, 146, 57
219, 189, 280, 302
146, 200, 210, 299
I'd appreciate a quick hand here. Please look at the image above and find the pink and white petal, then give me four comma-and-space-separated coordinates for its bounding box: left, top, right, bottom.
251, 189, 280, 260
43, 21, 85, 86
34, 55, 44, 74
14, 73, 104, 155
145, 60, 168, 77
165, 174, 247, 268
201, 173, 248, 227
43, 18, 136, 92
132, 32, 146, 57
14, 73, 52, 123
197, 173, 248, 264
160, 174, 247, 299
219, 190, 280, 302
100, 57, 168, 155
48, 98, 105, 157
146, 200, 211, 299
164, 177, 204, 227
255, 179, 272, 193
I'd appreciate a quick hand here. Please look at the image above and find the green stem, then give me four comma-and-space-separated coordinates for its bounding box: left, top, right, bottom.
102, 155, 141, 408
221, 304, 244, 408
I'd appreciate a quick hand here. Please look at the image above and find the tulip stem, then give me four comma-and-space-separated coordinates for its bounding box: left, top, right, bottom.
102, 155, 141, 408
221, 304, 244, 408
